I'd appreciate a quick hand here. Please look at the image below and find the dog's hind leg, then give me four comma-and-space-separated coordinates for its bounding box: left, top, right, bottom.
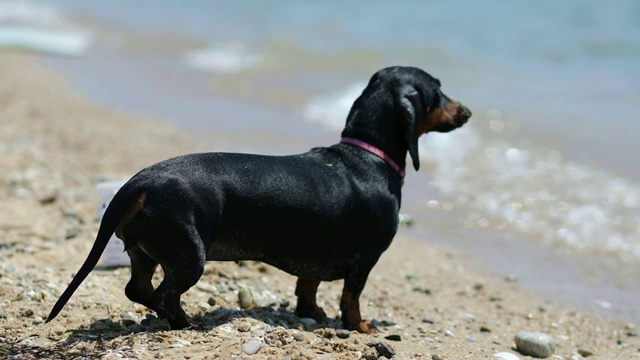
152, 267, 203, 329
294, 278, 327, 323
146, 225, 206, 329
124, 245, 158, 309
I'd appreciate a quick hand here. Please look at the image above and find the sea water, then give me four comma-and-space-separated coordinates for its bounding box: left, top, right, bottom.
6, 0, 639, 323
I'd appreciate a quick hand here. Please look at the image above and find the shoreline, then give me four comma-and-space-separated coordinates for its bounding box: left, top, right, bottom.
1, 52, 639, 359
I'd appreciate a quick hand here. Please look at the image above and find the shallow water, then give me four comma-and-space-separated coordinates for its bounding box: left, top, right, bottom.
6, 0, 639, 324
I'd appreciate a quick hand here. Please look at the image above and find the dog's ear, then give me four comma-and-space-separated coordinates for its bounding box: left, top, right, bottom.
395, 85, 425, 171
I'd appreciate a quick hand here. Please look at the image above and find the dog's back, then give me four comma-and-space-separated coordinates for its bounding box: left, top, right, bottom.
125, 146, 401, 280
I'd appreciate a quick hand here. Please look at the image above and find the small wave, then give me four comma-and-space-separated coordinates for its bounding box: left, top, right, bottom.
0, 1, 62, 26
303, 82, 365, 130
0, 26, 91, 56
184, 42, 264, 74
427, 110, 640, 261
0, 1, 92, 56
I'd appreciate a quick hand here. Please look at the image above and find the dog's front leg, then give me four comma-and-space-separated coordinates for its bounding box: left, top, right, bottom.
340, 252, 379, 334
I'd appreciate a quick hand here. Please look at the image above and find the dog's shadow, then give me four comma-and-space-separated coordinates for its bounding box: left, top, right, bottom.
59, 303, 344, 345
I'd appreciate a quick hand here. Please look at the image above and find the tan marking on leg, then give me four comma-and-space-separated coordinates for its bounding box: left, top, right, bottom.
340, 288, 377, 334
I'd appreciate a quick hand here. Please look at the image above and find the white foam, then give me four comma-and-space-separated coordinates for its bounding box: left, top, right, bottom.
0, 1, 62, 26
429, 111, 640, 261
303, 82, 365, 130
0, 1, 92, 56
184, 42, 263, 74
0, 26, 91, 56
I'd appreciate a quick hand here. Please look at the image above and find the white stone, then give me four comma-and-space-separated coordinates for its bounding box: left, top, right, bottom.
515, 331, 555, 358
494, 351, 520, 360
242, 339, 261, 355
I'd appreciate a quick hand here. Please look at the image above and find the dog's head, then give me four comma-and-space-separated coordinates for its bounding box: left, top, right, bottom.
347, 66, 472, 172
375, 66, 471, 171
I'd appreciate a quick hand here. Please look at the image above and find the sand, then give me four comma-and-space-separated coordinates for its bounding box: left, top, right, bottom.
0, 52, 638, 359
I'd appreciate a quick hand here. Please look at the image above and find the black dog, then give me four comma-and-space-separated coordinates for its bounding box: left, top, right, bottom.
46, 66, 471, 333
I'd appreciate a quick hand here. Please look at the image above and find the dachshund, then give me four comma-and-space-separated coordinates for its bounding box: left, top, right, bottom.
47, 66, 471, 333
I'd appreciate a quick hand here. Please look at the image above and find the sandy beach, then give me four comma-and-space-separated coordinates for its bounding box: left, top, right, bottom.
1, 52, 639, 359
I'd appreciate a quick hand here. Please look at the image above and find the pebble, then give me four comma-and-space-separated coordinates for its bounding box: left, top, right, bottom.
198, 302, 211, 312
577, 348, 594, 357
238, 287, 255, 309
377, 319, 397, 327
292, 331, 307, 341
314, 328, 336, 338
242, 339, 261, 355
494, 351, 520, 360
37, 191, 58, 205
385, 334, 402, 341
195, 283, 217, 294
336, 329, 351, 339
236, 322, 251, 332
367, 341, 395, 358
298, 317, 317, 326
514, 331, 555, 358
459, 312, 476, 319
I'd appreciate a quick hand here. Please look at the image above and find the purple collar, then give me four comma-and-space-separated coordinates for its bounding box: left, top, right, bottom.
340, 137, 406, 180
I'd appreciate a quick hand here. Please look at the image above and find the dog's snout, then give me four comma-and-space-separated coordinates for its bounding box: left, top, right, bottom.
456, 103, 472, 124
461, 104, 472, 118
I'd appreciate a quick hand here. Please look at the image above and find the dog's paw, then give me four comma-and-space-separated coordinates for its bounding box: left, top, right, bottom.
295, 305, 328, 323
353, 320, 378, 334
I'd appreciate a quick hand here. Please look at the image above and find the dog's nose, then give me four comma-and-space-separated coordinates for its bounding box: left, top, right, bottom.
460, 104, 472, 119
456, 103, 472, 124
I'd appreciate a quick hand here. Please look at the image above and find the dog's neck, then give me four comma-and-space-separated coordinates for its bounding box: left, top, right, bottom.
340, 91, 410, 175
340, 137, 406, 180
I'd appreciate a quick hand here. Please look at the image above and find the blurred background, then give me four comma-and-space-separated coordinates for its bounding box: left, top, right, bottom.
2, 0, 639, 323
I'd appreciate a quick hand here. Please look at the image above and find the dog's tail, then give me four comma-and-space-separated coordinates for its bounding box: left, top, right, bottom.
46, 181, 143, 324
